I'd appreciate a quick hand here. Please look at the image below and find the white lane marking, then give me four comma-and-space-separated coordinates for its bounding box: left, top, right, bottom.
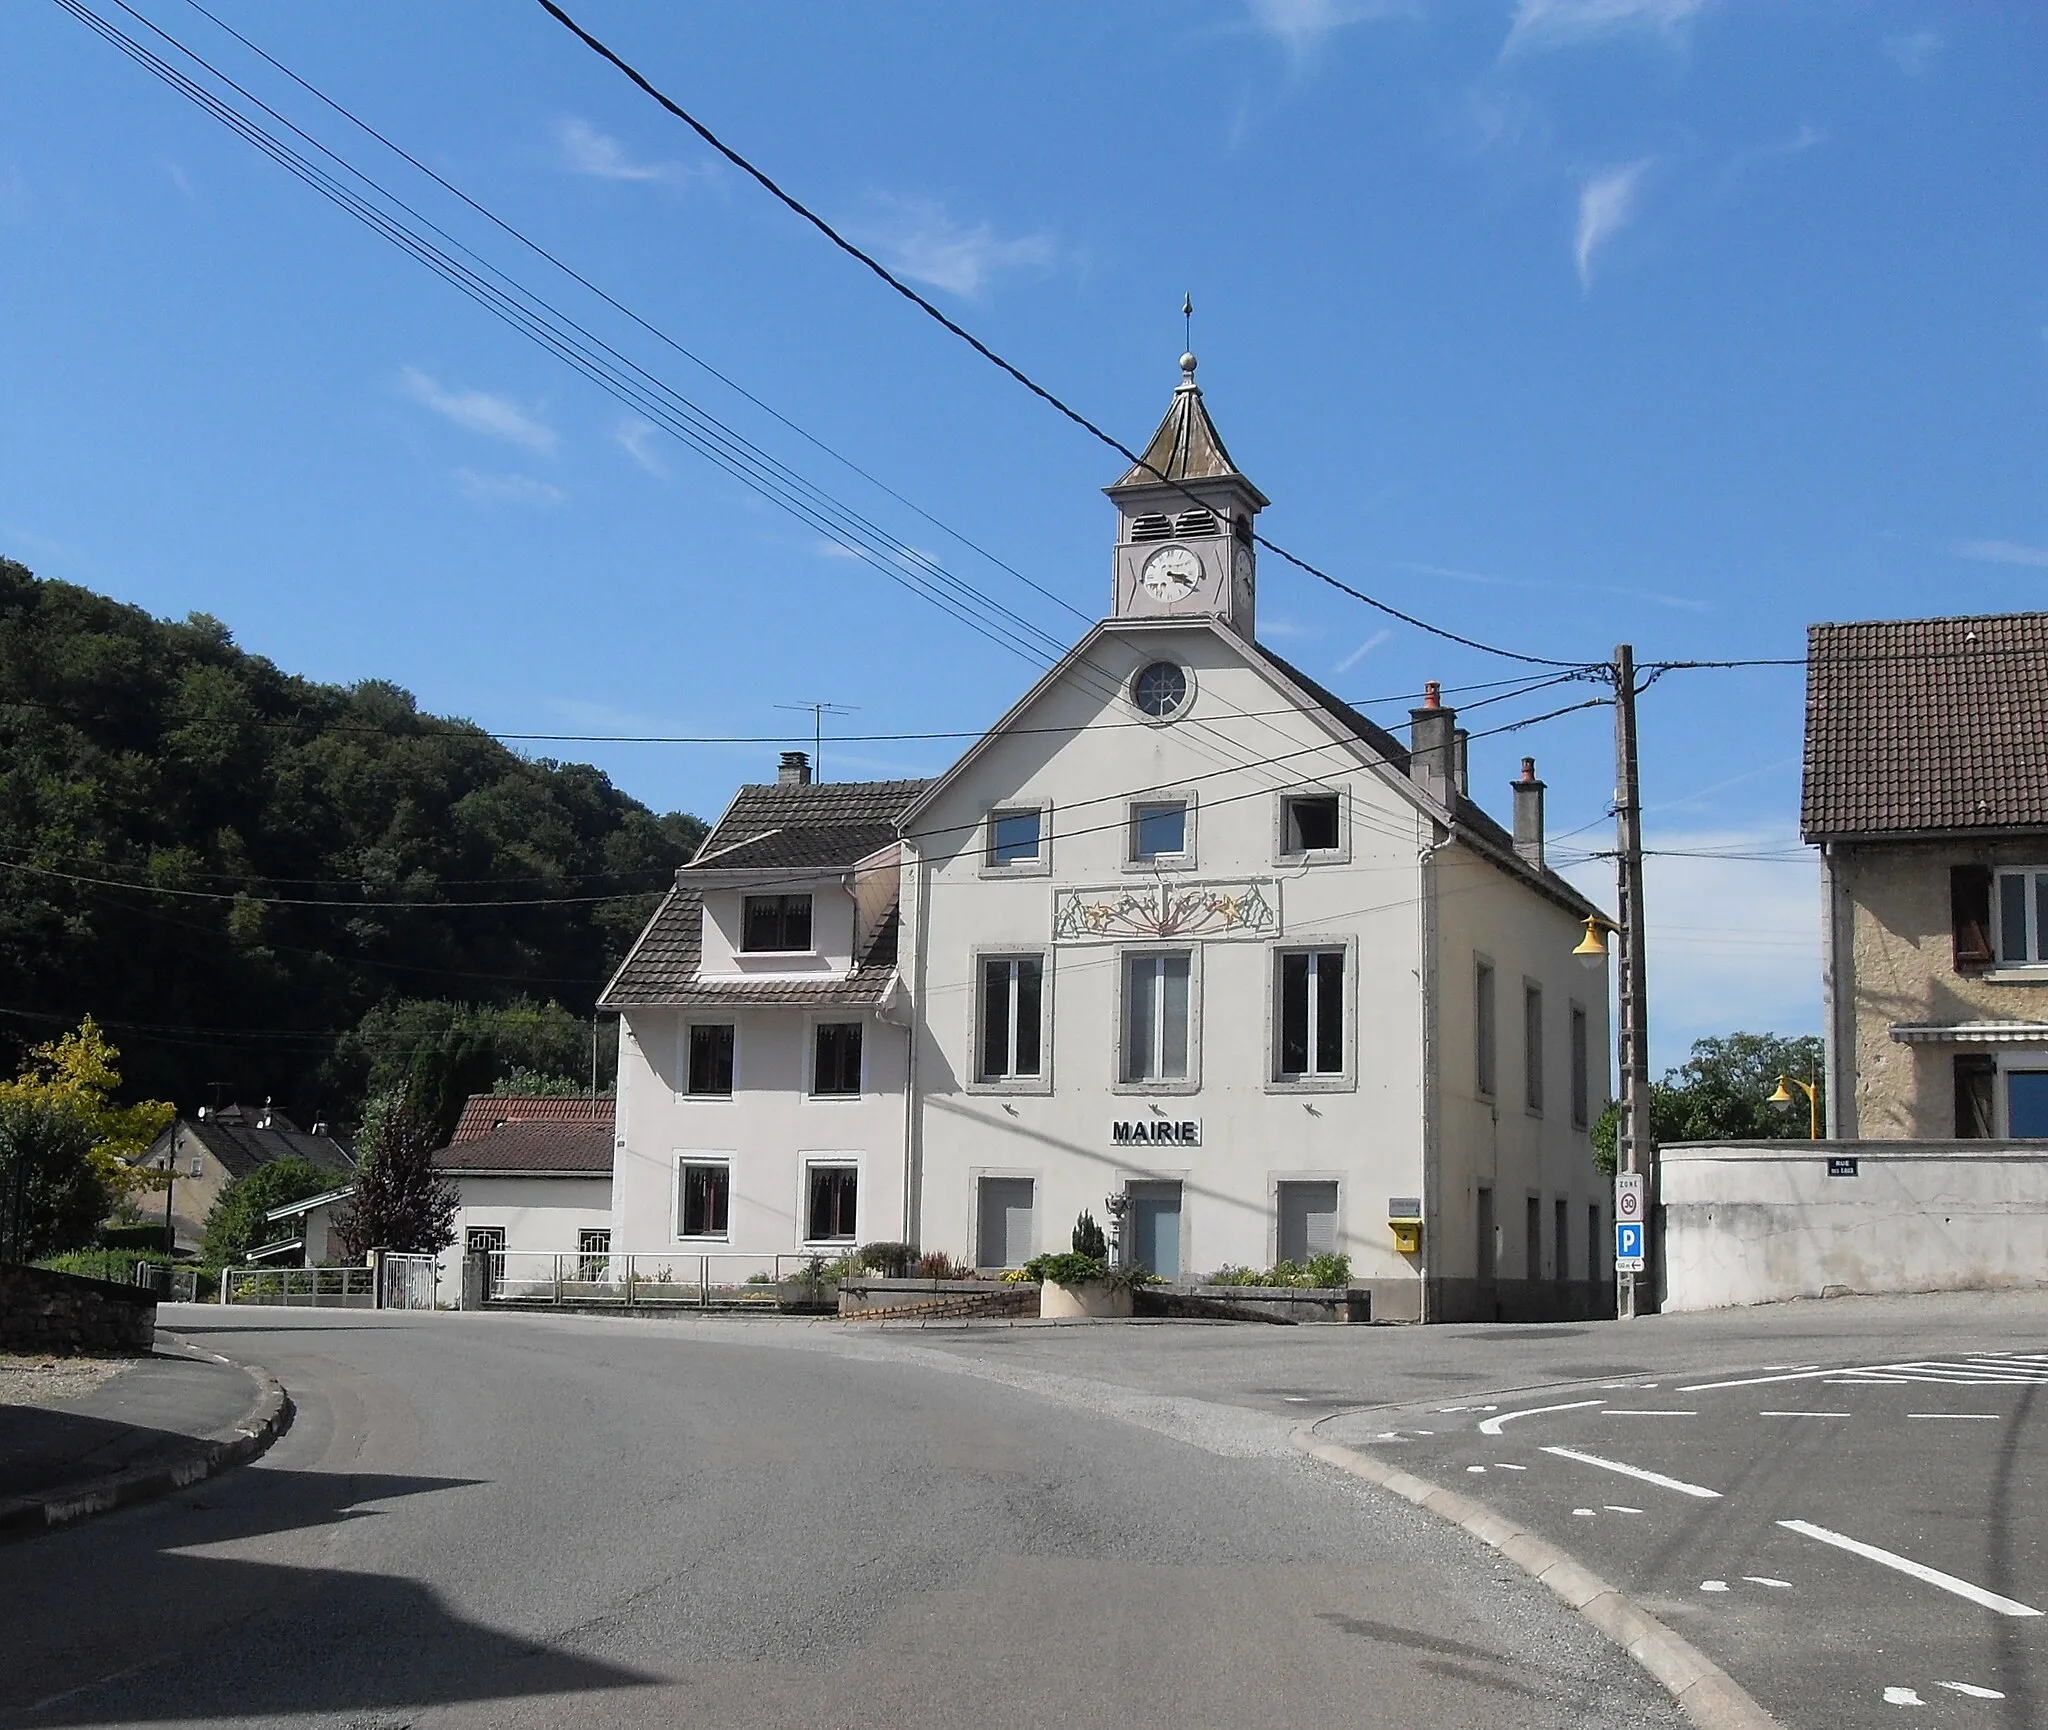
1778, 1520, 2044, 1618
1606, 1409, 1697, 1417
1760, 1410, 1850, 1418
1678, 1366, 1824, 1392
1494, 1463, 1528, 1471
1937, 1681, 2005, 1699
1909, 1413, 2000, 1420
1477, 1399, 1604, 1436
1743, 1576, 1793, 1589
1433, 1404, 1499, 1413
1283, 1396, 1314, 1403
1700, 1580, 1729, 1592
1605, 1504, 1644, 1514
1572, 1507, 1596, 1517
1883, 1686, 1924, 1706
1467, 1465, 1487, 1473
1541, 1445, 1722, 1499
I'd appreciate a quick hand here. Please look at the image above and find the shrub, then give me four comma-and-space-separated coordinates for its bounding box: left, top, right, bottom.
201, 1157, 336, 1267
914, 1250, 972, 1281
98, 1223, 172, 1254
1203, 1254, 1351, 1289
1071, 1211, 1107, 1259
858, 1240, 915, 1277
0, 1104, 108, 1262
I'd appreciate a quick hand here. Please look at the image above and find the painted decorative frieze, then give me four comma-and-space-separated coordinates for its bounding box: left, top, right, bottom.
1051, 879, 1280, 944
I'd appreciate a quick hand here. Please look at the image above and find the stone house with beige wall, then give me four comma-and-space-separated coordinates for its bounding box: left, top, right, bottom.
1809, 612, 2048, 1138
136, 1102, 354, 1253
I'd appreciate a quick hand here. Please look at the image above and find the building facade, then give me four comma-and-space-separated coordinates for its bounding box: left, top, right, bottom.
137, 1102, 354, 1253
605, 354, 1615, 1319
1809, 612, 2048, 1139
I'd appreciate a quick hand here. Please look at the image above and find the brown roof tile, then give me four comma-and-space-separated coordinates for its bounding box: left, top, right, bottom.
1803, 612, 2048, 838
451, 1094, 614, 1144
431, 1120, 614, 1175
692, 779, 927, 870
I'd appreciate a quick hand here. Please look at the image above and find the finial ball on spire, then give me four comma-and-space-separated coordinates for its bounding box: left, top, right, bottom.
1179, 351, 1198, 378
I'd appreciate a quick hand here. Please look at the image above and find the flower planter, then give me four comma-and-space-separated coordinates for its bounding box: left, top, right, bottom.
1039, 1277, 1134, 1320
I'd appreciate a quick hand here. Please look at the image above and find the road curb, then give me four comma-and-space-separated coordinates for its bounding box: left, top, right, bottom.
1291, 1431, 1785, 1730
0, 1338, 292, 1544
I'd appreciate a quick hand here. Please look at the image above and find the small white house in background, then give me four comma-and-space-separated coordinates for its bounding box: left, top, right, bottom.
429, 1095, 616, 1295
601, 775, 919, 1277
604, 350, 1615, 1321
254, 1185, 353, 1265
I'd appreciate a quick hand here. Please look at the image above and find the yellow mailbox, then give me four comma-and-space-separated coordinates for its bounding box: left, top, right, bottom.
1389, 1196, 1423, 1256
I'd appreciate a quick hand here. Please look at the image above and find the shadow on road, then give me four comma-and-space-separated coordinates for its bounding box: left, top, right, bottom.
0, 1454, 655, 1726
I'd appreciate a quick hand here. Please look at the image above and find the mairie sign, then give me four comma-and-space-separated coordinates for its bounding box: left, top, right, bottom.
1111, 1118, 1202, 1147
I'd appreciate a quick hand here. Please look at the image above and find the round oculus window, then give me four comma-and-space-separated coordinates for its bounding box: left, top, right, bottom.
1132, 660, 1190, 719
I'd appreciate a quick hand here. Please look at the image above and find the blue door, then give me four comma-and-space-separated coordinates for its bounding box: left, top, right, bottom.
1128, 1182, 1182, 1280
2009, 1071, 2048, 1137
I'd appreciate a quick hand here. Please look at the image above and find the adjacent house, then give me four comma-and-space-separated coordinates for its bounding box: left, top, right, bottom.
137, 1102, 355, 1253
430, 1094, 616, 1295
1808, 612, 2048, 1137
605, 351, 1616, 1321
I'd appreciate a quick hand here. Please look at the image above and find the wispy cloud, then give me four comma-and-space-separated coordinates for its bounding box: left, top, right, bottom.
1574, 160, 1651, 289
1719, 123, 1825, 193
401, 367, 556, 453
857, 194, 1055, 298
1370, 554, 1708, 613
1242, 0, 1417, 65
1256, 614, 1319, 641
613, 416, 666, 478
1334, 630, 1391, 674
454, 469, 566, 508
816, 540, 863, 561
1882, 27, 1943, 76
1504, 0, 1710, 56
163, 160, 197, 202
1956, 539, 2048, 570
556, 117, 703, 186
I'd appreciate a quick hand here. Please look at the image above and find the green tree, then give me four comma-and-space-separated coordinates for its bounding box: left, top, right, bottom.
200, 1156, 338, 1267
492, 1066, 586, 1097
0, 1103, 106, 1262
0, 556, 703, 1118
0, 1018, 173, 1203
333, 1093, 457, 1258
1593, 1031, 1825, 1175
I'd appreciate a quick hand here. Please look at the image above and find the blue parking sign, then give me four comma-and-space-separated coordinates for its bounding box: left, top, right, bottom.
1615, 1220, 1645, 1271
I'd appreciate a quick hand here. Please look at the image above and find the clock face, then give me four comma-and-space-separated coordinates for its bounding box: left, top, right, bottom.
1140, 544, 1203, 602
1233, 543, 1255, 596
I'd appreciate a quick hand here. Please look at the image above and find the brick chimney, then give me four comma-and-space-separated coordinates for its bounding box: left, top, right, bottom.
1408, 681, 1456, 806
1512, 757, 1547, 869
778, 750, 812, 786
1453, 727, 1470, 798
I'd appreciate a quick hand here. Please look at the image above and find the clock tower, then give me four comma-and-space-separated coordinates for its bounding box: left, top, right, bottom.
1105, 351, 1269, 638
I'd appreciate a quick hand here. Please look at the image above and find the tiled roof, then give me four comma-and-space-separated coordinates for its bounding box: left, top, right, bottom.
1109, 359, 1267, 503
692, 779, 927, 869
451, 1094, 614, 1144
1803, 613, 2048, 838
168, 1118, 356, 1182
431, 1120, 614, 1175
600, 888, 902, 1009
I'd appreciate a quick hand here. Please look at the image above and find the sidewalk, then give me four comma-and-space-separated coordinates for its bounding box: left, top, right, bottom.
0, 1340, 286, 1534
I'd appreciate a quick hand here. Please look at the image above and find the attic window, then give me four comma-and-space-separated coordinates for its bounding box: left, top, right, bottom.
1129, 513, 1174, 542
1174, 508, 1218, 536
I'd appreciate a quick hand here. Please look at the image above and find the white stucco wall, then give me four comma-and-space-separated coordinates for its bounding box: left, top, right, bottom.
1663, 1142, 2048, 1310
611, 1004, 909, 1269
435, 1175, 613, 1294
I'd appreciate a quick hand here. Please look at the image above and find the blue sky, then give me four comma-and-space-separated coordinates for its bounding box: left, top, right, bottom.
4, 0, 2044, 1069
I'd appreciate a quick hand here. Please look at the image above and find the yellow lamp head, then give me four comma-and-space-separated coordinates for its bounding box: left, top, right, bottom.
1573, 915, 1609, 970
1767, 1076, 1795, 1106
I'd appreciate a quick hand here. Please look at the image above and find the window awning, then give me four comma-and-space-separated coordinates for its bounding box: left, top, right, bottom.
1890, 1021, 2048, 1045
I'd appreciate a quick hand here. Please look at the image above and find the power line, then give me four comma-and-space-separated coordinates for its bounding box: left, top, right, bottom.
529, 0, 1594, 673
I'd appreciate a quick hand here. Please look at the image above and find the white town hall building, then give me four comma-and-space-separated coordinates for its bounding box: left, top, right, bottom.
601, 354, 1614, 1322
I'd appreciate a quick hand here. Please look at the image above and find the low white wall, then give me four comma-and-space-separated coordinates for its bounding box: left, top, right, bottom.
435, 1176, 613, 1295
1662, 1141, 2048, 1312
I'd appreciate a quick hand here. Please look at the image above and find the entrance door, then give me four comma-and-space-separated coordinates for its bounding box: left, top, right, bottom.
1127, 1181, 1183, 1281
467, 1225, 505, 1296
977, 1177, 1036, 1269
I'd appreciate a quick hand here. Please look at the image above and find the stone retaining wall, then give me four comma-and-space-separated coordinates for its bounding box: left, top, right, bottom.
1, 1263, 158, 1355
837, 1278, 1038, 1321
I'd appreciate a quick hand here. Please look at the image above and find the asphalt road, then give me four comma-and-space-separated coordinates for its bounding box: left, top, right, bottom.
879, 1288, 2048, 1730
0, 1306, 1686, 1730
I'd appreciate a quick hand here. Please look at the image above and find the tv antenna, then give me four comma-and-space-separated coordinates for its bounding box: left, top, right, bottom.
775, 701, 856, 781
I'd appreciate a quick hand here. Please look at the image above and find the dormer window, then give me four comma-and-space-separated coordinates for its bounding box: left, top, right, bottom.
1174, 508, 1218, 536
741, 893, 812, 953
1129, 513, 1174, 542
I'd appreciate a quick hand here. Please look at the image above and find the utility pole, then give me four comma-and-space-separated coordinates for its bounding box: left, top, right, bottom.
1612, 643, 1655, 1320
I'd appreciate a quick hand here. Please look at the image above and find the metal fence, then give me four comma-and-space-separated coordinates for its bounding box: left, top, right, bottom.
221, 1265, 377, 1308
378, 1251, 440, 1311
133, 1262, 200, 1302
482, 1251, 845, 1309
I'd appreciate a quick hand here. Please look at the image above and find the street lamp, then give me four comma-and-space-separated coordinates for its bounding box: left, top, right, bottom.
1572, 915, 1610, 970
1768, 1074, 1821, 1141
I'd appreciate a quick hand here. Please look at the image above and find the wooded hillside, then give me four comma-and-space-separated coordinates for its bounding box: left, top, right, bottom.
0, 558, 704, 1120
